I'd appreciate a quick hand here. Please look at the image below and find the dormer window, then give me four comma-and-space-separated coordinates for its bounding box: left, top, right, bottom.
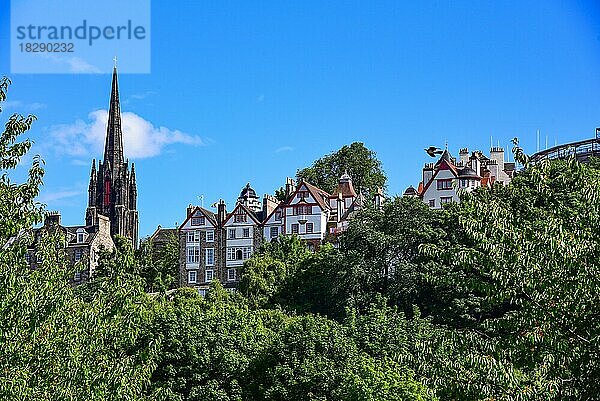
234, 213, 247, 223
76, 228, 85, 243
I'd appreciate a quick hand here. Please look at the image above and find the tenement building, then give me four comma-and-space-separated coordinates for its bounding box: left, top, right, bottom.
405, 146, 515, 208
179, 174, 384, 293
86, 66, 139, 248
25, 211, 114, 283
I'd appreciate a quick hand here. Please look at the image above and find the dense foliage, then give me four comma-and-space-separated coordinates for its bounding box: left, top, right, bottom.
1, 78, 599, 400
136, 232, 180, 292
296, 142, 387, 197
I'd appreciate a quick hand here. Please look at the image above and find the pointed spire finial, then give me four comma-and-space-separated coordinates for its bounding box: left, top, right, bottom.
113, 56, 118, 69
103, 62, 124, 169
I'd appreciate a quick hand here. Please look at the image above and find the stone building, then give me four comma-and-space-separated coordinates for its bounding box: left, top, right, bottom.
86, 66, 139, 248
26, 211, 114, 283
407, 146, 516, 209
178, 174, 383, 292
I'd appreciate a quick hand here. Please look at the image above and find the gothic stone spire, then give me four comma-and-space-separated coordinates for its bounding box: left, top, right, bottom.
103, 66, 124, 168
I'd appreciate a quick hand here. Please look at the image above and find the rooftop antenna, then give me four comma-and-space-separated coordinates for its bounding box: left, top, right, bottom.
197, 195, 204, 208
545, 135, 548, 150
490, 135, 493, 150
536, 129, 540, 152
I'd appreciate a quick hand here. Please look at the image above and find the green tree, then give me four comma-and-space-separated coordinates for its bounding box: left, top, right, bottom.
137, 232, 179, 293
422, 146, 600, 399
0, 77, 156, 401
297, 142, 386, 196
238, 235, 311, 308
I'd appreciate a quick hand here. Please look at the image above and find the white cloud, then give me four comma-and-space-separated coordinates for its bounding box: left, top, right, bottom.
2, 100, 46, 112
275, 146, 294, 153
39, 54, 102, 74
67, 57, 102, 73
45, 110, 203, 159
38, 189, 83, 203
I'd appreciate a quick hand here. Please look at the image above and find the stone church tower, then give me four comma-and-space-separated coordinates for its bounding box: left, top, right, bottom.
86, 66, 139, 248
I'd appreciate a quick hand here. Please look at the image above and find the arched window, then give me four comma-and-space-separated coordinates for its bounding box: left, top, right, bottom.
236, 249, 243, 260
104, 179, 111, 206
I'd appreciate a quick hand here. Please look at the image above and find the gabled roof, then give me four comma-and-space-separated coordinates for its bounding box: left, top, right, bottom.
298, 181, 332, 210
149, 226, 177, 243
421, 157, 459, 196
178, 206, 218, 230
223, 203, 262, 225
262, 201, 286, 224
30, 224, 99, 247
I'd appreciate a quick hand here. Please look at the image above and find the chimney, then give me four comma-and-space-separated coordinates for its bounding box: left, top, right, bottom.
489, 146, 505, 173
423, 163, 434, 185
263, 194, 278, 217
187, 204, 195, 217
285, 177, 295, 198
45, 211, 61, 226
459, 148, 469, 166
217, 200, 226, 225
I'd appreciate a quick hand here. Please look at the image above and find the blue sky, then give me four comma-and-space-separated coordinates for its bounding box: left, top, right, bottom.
2, 0, 600, 237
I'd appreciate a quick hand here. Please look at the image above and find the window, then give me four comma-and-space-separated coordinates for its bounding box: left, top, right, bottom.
206, 230, 214, 242
294, 205, 311, 215
437, 179, 453, 190
228, 268, 237, 281
428, 199, 435, 208
76, 228, 85, 243
188, 270, 197, 283
74, 249, 83, 261
191, 216, 205, 226
227, 247, 253, 261
187, 231, 199, 243
441, 196, 453, 205
234, 213, 247, 223
242, 228, 250, 238
205, 269, 214, 282
74, 272, 82, 282
275, 211, 282, 221
187, 248, 200, 264
270, 226, 279, 238
291, 223, 299, 234
297, 191, 309, 199
306, 222, 314, 233
36, 253, 42, 263
205, 248, 215, 266
198, 288, 208, 297
228, 228, 236, 239
25, 253, 31, 264
460, 179, 467, 187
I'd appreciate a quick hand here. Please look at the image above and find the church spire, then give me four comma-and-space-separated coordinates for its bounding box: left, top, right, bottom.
103, 66, 124, 168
